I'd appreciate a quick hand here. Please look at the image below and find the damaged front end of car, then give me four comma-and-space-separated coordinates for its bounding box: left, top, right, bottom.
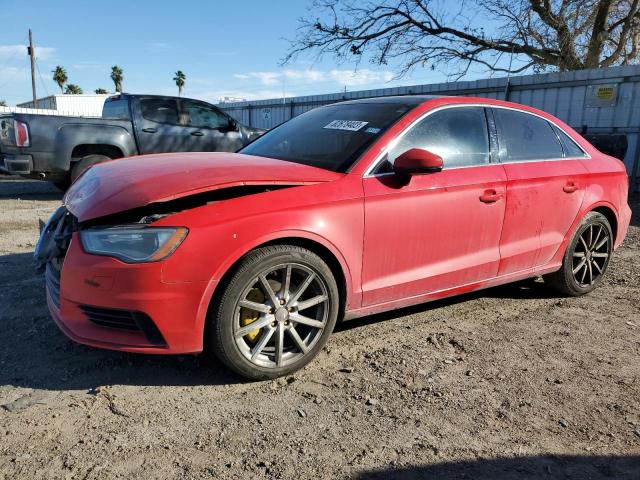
34, 152, 344, 354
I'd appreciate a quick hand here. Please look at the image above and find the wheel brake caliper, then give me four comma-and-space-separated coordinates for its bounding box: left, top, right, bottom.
240, 288, 266, 343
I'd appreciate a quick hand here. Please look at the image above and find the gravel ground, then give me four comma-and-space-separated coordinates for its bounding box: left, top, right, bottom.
0, 175, 638, 479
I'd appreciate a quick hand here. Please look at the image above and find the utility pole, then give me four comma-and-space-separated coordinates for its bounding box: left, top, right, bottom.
28, 29, 37, 107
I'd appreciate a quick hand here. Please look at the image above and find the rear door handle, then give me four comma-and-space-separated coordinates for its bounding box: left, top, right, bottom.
142, 127, 157, 133
479, 189, 502, 203
563, 182, 578, 193
191, 131, 204, 137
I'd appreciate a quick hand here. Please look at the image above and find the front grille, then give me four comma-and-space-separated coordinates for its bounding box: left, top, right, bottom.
80, 305, 140, 330
79, 305, 167, 346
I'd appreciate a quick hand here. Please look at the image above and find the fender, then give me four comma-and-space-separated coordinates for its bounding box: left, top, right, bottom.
193, 228, 357, 343
54, 123, 138, 170
547, 198, 619, 269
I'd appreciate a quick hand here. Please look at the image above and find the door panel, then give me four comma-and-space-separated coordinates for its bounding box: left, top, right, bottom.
181, 100, 245, 152
492, 107, 588, 275
498, 160, 587, 275
181, 128, 244, 152
362, 165, 507, 306
134, 98, 190, 154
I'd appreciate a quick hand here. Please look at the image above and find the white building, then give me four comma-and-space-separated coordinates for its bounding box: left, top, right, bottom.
218, 96, 247, 104
16, 94, 113, 116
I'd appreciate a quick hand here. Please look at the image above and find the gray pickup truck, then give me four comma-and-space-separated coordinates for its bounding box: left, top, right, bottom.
0, 94, 264, 189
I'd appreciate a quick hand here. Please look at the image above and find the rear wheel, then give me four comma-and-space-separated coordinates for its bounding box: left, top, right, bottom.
208, 245, 339, 380
545, 212, 613, 296
70, 154, 111, 183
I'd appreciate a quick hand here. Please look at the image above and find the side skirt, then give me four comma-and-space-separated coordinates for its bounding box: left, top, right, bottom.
343, 263, 561, 321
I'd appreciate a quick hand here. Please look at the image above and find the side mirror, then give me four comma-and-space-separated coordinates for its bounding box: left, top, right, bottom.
228, 119, 239, 132
393, 148, 443, 176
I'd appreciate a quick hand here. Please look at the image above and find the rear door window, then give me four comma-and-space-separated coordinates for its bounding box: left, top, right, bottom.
494, 108, 564, 161
140, 98, 179, 125
387, 107, 490, 168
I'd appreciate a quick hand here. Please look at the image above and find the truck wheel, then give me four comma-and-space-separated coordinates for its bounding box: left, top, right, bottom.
70, 154, 111, 183
52, 178, 70, 191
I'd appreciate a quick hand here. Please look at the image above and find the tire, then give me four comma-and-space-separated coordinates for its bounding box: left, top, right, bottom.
545, 212, 613, 296
52, 178, 70, 191
70, 154, 111, 183
208, 245, 340, 380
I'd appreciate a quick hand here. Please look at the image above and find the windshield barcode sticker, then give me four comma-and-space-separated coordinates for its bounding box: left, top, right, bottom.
323, 120, 369, 131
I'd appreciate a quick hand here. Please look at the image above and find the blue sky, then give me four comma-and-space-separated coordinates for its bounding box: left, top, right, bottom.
0, 0, 506, 105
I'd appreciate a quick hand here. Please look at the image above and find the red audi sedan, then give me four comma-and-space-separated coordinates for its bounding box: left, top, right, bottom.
35, 96, 632, 379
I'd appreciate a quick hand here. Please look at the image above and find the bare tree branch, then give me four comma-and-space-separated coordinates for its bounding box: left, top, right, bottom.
283, 0, 640, 78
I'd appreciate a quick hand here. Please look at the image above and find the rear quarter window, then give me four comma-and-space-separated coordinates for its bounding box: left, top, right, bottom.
102, 99, 131, 120
554, 126, 588, 158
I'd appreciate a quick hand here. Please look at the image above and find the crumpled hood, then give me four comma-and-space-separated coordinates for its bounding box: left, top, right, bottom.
64, 152, 343, 222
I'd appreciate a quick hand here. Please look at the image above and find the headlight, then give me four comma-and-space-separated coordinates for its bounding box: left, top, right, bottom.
80, 227, 188, 263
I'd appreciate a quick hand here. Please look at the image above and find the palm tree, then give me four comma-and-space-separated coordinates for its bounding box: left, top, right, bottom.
52, 66, 68, 93
173, 70, 186, 96
65, 84, 83, 94
94, 88, 108, 94
110, 65, 124, 93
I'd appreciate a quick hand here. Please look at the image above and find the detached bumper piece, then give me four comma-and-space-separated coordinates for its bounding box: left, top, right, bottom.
45, 264, 61, 309
79, 305, 167, 347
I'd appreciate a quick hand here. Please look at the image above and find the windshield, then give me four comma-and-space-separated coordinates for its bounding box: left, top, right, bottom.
239, 102, 414, 172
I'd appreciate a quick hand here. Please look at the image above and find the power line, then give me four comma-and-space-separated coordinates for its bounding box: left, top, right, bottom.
35, 58, 50, 97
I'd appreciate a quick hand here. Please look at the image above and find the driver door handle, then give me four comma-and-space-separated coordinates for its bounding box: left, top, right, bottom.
563, 182, 578, 193
142, 127, 157, 133
191, 131, 204, 137
479, 189, 502, 203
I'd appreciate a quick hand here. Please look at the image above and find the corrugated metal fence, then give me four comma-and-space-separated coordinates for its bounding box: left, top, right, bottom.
219, 65, 640, 189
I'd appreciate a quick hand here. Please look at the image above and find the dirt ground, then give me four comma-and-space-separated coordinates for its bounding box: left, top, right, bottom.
0, 175, 638, 479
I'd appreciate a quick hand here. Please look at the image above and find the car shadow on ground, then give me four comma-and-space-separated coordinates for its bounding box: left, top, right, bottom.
0, 251, 244, 391
630, 193, 640, 227
0, 176, 63, 201
354, 454, 640, 480
336, 279, 561, 333
0, 250, 566, 392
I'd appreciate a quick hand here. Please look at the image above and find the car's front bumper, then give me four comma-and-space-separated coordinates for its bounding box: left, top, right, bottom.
46, 233, 213, 354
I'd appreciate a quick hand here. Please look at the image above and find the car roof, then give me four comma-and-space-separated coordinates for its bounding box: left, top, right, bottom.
105, 93, 203, 103
331, 95, 558, 118
334, 95, 445, 107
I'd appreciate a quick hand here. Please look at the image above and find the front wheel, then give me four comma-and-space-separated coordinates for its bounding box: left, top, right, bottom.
70, 154, 111, 183
545, 212, 613, 296
208, 245, 340, 380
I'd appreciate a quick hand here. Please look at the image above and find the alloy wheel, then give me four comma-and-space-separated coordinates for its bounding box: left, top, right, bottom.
233, 263, 330, 368
572, 223, 611, 287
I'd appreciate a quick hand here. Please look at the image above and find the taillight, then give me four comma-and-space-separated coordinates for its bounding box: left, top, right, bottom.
14, 120, 30, 147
